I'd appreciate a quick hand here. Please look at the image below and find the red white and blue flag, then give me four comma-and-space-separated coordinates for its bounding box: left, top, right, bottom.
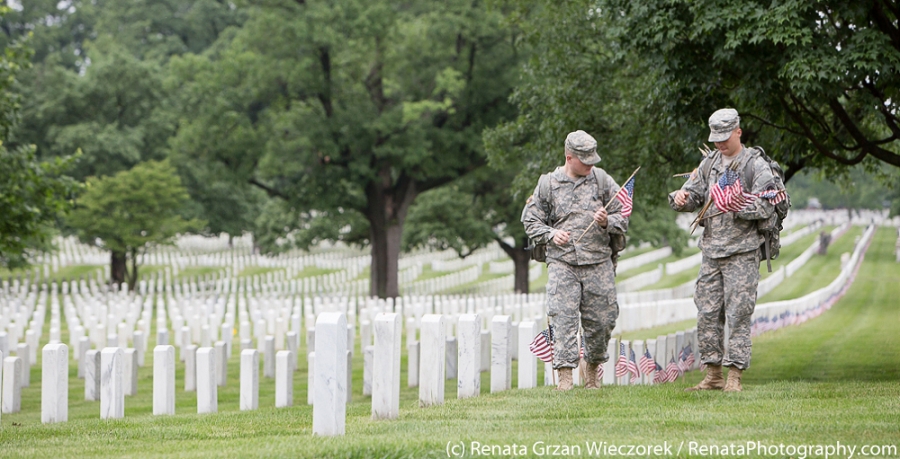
627, 349, 640, 381
665, 355, 681, 382
614, 342, 629, 378
616, 176, 635, 218
756, 187, 787, 205
529, 326, 554, 363
683, 344, 695, 369
638, 348, 656, 376
710, 169, 756, 213
652, 362, 666, 384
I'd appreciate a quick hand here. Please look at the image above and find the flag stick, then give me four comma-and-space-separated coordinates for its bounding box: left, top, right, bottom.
694, 189, 787, 224
574, 166, 641, 244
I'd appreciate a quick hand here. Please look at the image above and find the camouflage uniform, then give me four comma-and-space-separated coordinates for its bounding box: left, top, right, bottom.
523, 166, 628, 369
669, 146, 775, 370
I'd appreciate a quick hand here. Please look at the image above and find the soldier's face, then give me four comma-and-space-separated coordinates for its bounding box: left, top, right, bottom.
567, 154, 594, 176
715, 128, 743, 157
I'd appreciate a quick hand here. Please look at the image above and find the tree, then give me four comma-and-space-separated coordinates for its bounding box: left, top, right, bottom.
484, 0, 689, 258
170, 0, 523, 297
67, 161, 201, 288
0, 26, 77, 269
601, 0, 900, 180
404, 166, 534, 293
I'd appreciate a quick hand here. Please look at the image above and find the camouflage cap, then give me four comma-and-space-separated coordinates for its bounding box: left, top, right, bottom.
708, 108, 740, 142
564, 130, 601, 165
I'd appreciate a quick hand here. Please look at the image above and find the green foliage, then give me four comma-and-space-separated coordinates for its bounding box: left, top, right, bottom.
601, 0, 900, 178
787, 163, 898, 211
402, 183, 495, 256
484, 0, 691, 253
0, 145, 78, 268
0, 28, 78, 268
67, 160, 201, 256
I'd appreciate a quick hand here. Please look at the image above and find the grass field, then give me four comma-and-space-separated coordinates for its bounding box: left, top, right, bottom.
0, 228, 897, 458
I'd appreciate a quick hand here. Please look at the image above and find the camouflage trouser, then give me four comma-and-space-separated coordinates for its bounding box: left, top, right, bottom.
694, 249, 760, 370
547, 259, 618, 369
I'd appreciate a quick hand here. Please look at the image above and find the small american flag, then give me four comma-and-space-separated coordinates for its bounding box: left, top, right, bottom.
614, 342, 629, 378
638, 348, 656, 376
665, 355, 681, 382
652, 362, 666, 384
529, 326, 554, 363
710, 168, 756, 213
683, 344, 695, 368
616, 176, 635, 218
756, 187, 787, 205
627, 349, 640, 381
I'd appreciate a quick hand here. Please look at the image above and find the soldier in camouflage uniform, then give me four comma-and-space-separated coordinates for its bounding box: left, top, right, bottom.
669, 108, 775, 392
522, 130, 629, 391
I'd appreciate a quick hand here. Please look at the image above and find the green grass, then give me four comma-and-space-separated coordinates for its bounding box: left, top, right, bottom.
176, 266, 224, 280
437, 264, 512, 295
616, 244, 659, 260
758, 226, 863, 303
0, 264, 104, 283
1, 228, 898, 458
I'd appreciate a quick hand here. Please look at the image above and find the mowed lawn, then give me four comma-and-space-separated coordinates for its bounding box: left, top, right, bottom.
0, 229, 898, 458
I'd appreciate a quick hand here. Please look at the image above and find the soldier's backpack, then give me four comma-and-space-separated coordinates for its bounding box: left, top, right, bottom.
525, 169, 628, 273
696, 147, 790, 272
743, 147, 791, 272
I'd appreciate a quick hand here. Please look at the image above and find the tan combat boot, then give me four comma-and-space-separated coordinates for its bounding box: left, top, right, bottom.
584, 363, 601, 389
684, 364, 725, 391
724, 367, 743, 392
556, 368, 573, 391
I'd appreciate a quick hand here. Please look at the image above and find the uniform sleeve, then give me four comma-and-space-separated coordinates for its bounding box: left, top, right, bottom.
669, 161, 709, 212
521, 180, 556, 244
603, 173, 629, 235
735, 157, 776, 221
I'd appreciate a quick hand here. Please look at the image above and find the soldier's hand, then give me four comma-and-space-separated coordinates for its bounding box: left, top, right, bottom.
593, 207, 608, 228
673, 190, 689, 207
552, 230, 570, 246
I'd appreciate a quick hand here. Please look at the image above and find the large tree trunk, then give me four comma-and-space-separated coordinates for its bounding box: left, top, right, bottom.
111, 250, 127, 287
365, 168, 417, 298
497, 235, 532, 294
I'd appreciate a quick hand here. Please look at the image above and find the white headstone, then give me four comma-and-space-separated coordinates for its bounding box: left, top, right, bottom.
480, 330, 491, 372
196, 347, 217, 414
517, 321, 538, 389
134, 331, 146, 367
312, 312, 347, 436
2, 356, 22, 413
16, 343, 29, 387
490, 316, 512, 393
215, 341, 227, 387
157, 329, 168, 346
240, 349, 259, 411
184, 345, 197, 392
445, 337, 458, 380
275, 350, 293, 408
153, 345, 175, 415
372, 312, 401, 420
85, 349, 101, 401
180, 327, 191, 361
41, 344, 68, 423
286, 331, 299, 373
77, 337, 90, 379
407, 340, 419, 388
456, 314, 481, 399
123, 348, 137, 396
418, 314, 445, 407
362, 346, 374, 396
263, 336, 275, 378
100, 347, 124, 420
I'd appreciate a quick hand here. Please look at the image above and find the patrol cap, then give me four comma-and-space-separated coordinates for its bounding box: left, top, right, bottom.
564, 130, 601, 165
708, 108, 740, 142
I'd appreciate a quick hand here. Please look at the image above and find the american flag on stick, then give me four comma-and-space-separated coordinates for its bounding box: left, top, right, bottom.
614, 342, 629, 378
638, 348, 656, 376
627, 348, 640, 381
528, 326, 554, 363
665, 355, 681, 382
616, 175, 635, 218
710, 168, 757, 213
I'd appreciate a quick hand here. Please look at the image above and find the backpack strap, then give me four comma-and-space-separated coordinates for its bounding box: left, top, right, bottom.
535, 173, 552, 214
591, 167, 611, 202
